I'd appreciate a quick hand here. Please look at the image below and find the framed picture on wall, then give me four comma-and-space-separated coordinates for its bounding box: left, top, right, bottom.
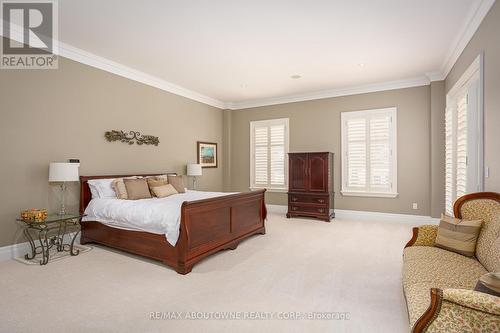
197, 141, 218, 168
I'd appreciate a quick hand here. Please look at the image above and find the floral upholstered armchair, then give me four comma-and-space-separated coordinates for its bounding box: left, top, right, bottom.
403, 192, 500, 333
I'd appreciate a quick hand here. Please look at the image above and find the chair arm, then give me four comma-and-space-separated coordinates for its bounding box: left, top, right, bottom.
405, 225, 438, 248
412, 288, 500, 333
442, 288, 500, 315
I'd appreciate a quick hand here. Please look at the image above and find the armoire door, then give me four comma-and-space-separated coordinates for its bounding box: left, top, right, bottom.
289, 153, 308, 192
308, 153, 328, 192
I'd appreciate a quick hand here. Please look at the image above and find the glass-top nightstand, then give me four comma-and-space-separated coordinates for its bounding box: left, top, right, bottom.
16, 214, 86, 265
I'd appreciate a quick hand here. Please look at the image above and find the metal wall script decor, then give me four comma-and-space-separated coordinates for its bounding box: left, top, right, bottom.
105, 130, 159, 146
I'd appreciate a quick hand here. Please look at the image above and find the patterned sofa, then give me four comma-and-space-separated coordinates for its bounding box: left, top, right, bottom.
403, 192, 500, 333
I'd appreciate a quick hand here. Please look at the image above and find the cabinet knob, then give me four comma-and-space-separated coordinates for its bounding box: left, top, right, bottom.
317, 199, 325, 203
318, 208, 325, 213
292, 207, 298, 211
292, 197, 298, 201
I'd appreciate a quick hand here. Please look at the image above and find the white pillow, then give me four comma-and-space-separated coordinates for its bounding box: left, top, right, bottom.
88, 183, 100, 199
88, 179, 117, 198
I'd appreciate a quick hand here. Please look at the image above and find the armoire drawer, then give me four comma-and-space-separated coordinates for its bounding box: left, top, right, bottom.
289, 204, 328, 215
288, 194, 328, 205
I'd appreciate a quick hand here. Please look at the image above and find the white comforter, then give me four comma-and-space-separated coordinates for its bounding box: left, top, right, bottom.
82, 190, 233, 246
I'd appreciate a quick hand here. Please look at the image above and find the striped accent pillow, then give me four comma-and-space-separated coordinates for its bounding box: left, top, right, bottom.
435, 214, 483, 257
474, 272, 500, 296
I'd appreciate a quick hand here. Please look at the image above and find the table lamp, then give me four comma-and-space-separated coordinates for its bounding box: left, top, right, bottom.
187, 163, 202, 190
49, 162, 80, 215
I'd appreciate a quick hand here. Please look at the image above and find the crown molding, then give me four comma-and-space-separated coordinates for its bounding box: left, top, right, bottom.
425, 72, 446, 82
57, 42, 226, 109
225, 76, 430, 110
439, 0, 495, 79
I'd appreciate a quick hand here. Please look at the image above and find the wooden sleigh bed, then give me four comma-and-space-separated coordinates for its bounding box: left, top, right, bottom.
79, 174, 267, 274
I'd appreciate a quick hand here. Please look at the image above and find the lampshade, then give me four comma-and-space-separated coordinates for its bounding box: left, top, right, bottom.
187, 163, 202, 176
49, 162, 79, 182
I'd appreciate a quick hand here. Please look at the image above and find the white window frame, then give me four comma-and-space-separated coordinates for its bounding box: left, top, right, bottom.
445, 54, 484, 215
341, 107, 398, 198
250, 118, 289, 192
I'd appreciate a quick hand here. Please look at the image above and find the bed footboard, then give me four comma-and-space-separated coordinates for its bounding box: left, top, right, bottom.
174, 189, 267, 274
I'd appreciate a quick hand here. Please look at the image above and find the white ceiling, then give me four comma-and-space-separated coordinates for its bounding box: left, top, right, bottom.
57, 0, 492, 108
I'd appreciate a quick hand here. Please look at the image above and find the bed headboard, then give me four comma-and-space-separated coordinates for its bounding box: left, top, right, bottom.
79, 173, 177, 214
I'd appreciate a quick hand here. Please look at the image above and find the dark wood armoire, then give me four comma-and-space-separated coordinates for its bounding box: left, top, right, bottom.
286, 152, 334, 222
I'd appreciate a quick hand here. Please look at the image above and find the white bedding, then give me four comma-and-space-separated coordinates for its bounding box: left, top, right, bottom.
82, 190, 234, 246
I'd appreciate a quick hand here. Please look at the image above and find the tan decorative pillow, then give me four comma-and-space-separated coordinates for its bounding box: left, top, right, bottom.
147, 177, 169, 196
167, 175, 186, 193
124, 178, 152, 200
435, 214, 483, 257
112, 179, 128, 199
111, 177, 137, 199
474, 272, 500, 296
111, 176, 140, 199
152, 184, 178, 198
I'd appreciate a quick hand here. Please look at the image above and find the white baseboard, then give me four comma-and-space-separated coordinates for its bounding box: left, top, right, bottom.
0, 233, 81, 262
335, 209, 439, 225
267, 204, 439, 225
267, 204, 288, 214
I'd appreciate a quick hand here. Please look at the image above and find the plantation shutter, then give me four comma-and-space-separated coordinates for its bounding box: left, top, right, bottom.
251, 119, 289, 189
369, 113, 392, 191
270, 124, 286, 186
445, 104, 454, 215
456, 95, 468, 199
253, 126, 269, 186
341, 108, 397, 197
345, 118, 367, 189
445, 89, 469, 215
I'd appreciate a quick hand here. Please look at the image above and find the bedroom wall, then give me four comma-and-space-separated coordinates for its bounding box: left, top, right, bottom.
228, 86, 433, 216
0, 55, 224, 247
445, 1, 500, 192
430, 81, 446, 217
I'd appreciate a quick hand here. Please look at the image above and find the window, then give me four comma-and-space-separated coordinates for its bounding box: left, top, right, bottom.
445, 55, 483, 215
250, 118, 289, 191
341, 108, 397, 197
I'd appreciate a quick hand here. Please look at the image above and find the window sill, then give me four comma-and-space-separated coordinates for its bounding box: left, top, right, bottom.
249, 187, 288, 193
341, 191, 398, 198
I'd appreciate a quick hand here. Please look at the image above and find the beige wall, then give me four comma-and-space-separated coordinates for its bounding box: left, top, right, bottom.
0, 56, 224, 247
222, 109, 232, 191
445, 1, 500, 192
229, 86, 432, 216
430, 81, 446, 217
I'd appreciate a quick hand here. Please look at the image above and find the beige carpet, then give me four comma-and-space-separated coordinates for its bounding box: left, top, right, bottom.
0, 212, 412, 333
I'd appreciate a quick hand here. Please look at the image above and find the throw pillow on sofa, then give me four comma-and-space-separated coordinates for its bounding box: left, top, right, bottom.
474, 272, 500, 297
435, 214, 483, 257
